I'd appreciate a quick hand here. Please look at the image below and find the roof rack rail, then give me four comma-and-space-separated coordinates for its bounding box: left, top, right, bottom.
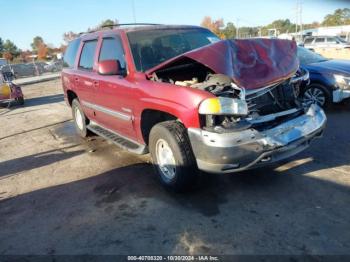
101, 23, 162, 28
78, 23, 162, 36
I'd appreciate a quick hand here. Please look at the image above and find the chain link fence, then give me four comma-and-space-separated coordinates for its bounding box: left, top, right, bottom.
0, 60, 63, 79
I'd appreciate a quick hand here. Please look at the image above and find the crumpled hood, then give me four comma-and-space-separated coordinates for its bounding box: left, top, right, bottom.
146, 39, 299, 90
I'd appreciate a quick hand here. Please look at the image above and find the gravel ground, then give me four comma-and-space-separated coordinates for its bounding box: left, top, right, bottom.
0, 80, 349, 256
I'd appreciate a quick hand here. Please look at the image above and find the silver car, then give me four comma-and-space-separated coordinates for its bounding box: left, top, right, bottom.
304, 36, 350, 51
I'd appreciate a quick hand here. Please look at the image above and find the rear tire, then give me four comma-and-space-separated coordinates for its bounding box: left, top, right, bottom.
149, 121, 198, 191
72, 99, 89, 137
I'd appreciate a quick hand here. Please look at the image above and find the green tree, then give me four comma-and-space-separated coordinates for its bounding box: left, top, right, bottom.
3, 39, 19, 57
0, 37, 4, 56
222, 22, 236, 39
100, 19, 116, 28
322, 8, 350, 26
31, 36, 44, 51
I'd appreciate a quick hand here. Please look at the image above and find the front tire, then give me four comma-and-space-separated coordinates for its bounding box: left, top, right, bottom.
72, 99, 89, 137
302, 84, 331, 108
149, 121, 198, 191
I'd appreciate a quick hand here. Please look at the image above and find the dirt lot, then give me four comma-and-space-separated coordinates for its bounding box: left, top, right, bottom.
0, 79, 350, 255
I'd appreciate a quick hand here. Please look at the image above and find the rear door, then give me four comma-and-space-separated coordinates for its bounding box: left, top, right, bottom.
315, 37, 326, 48
75, 39, 99, 120
92, 34, 136, 138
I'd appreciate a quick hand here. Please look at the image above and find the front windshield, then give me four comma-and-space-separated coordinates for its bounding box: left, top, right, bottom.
297, 47, 328, 65
127, 28, 220, 71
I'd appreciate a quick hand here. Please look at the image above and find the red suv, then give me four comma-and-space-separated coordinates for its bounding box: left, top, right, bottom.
62, 24, 326, 190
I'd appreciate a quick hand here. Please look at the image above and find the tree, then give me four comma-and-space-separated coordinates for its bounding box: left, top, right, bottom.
31, 36, 44, 51
0, 37, 3, 56
100, 19, 117, 28
37, 43, 48, 60
63, 31, 79, 44
201, 16, 225, 37
322, 8, 350, 26
3, 40, 19, 57
3, 51, 13, 61
222, 22, 236, 39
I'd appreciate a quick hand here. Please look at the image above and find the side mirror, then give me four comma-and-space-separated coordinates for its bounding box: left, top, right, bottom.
98, 60, 124, 76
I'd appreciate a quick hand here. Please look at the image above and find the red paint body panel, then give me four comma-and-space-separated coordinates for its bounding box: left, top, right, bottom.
146, 39, 299, 90
62, 27, 299, 146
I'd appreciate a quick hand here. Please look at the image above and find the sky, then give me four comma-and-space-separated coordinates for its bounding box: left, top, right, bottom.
0, 0, 349, 50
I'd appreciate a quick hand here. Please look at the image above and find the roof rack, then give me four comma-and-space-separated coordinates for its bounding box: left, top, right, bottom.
78, 23, 163, 36
100, 23, 162, 28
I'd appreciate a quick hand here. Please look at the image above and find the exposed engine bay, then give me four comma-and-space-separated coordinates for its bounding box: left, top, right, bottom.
149, 61, 309, 133
146, 38, 309, 133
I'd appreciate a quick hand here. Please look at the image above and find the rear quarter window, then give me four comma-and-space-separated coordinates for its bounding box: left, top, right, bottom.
63, 38, 81, 68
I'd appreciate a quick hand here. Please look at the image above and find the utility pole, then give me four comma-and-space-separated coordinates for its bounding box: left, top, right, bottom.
236, 18, 239, 39
295, 0, 303, 40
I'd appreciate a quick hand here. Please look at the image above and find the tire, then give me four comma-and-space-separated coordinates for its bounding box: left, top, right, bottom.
302, 84, 331, 108
16, 97, 24, 105
149, 121, 198, 191
72, 99, 89, 137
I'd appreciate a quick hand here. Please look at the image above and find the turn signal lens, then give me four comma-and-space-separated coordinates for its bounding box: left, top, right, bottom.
199, 97, 248, 116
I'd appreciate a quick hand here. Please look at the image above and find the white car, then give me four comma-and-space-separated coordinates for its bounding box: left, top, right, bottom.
304, 36, 350, 51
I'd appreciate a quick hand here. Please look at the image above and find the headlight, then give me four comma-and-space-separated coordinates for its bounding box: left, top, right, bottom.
199, 97, 248, 116
334, 74, 350, 89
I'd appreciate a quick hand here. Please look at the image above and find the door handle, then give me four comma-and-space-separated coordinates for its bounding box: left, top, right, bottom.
93, 81, 99, 87
74, 77, 79, 82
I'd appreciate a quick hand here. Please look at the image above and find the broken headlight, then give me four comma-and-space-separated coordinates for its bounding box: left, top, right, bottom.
334, 74, 350, 90
199, 97, 248, 116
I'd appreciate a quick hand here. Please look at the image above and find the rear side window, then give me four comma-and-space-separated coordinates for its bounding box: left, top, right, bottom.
304, 38, 314, 44
79, 40, 98, 71
63, 38, 81, 68
327, 37, 336, 43
99, 37, 126, 68
315, 38, 325, 43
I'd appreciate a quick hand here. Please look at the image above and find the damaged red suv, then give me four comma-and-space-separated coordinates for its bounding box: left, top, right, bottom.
62, 24, 326, 190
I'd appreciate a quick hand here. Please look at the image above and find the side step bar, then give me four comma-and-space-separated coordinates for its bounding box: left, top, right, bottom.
87, 121, 148, 155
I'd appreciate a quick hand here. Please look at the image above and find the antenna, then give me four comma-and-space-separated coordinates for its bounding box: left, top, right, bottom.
131, 0, 136, 23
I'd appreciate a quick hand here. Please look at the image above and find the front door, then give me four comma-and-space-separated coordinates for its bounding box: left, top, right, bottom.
92, 35, 136, 138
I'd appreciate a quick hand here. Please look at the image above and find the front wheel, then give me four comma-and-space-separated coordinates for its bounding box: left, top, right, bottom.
149, 121, 198, 191
302, 84, 330, 108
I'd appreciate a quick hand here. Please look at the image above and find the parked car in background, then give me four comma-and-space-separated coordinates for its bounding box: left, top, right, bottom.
304, 35, 350, 51
298, 46, 350, 107
62, 25, 326, 190
0, 58, 8, 67
44, 60, 63, 72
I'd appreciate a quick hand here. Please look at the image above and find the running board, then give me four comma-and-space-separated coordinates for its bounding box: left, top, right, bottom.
87, 121, 148, 155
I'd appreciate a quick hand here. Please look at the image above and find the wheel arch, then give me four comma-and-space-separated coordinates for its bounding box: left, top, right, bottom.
140, 109, 178, 145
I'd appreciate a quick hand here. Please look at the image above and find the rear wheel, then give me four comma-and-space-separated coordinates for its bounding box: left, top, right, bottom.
302, 84, 330, 108
149, 121, 198, 191
72, 99, 89, 137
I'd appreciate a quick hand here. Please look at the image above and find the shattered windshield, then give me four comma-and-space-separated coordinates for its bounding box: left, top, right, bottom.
127, 28, 220, 71
297, 47, 328, 65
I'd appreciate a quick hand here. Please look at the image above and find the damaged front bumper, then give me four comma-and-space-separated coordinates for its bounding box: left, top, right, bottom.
188, 104, 326, 174
333, 88, 350, 103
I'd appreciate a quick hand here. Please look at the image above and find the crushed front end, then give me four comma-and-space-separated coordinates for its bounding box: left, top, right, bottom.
187, 69, 326, 173
147, 38, 327, 173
